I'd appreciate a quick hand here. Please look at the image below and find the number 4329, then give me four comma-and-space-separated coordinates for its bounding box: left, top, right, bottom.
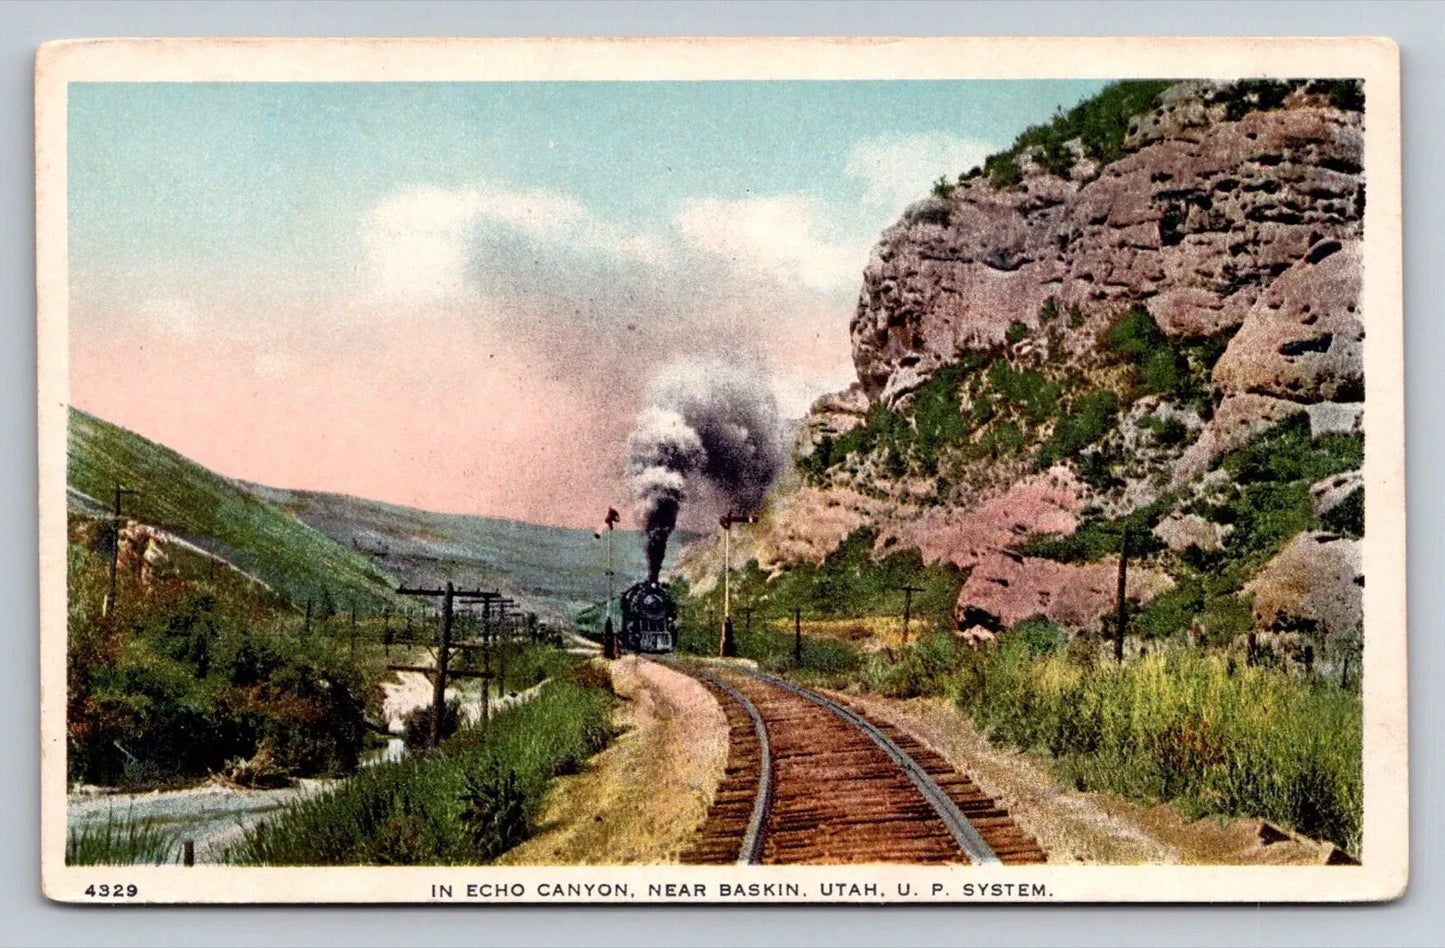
85, 884, 138, 897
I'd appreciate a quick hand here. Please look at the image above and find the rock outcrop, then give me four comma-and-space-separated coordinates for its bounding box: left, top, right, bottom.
852, 87, 1362, 408
690, 81, 1367, 643
1245, 531, 1363, 636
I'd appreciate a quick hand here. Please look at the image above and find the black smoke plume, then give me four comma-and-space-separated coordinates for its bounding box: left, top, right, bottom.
626, 362, 784, 581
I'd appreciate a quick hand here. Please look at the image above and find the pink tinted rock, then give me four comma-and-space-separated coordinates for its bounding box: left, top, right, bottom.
1245, 531, 1362, 635
1212, 241, 1364, 404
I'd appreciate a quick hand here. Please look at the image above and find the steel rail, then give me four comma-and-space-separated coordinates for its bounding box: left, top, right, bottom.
744, 668, 1001, 866
658, 660, 772, 865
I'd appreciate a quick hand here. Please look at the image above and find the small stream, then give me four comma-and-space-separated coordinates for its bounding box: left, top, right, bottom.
67, 778, 335, 863
68, 669, 548, 863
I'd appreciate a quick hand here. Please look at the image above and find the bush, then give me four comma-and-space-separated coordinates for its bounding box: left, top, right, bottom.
228, 677, 616, 865
985, 153, 1022, 188
401, 697, 463, 752
66, 528, 377, 786
1321, 79, 1365, 113
1014, 496, 1171, 564
1104, 305, 1163, 360
1220, 79, 1296, 121
1013, 616, 1068, 656
1037, 390, 1119, 467
1321, 487, 1364, 538
861, 632, 963, 698
1100, 304, 1232, 410
953, 643, 1362, 852
1139, 413, 1190, 447
984, 80, 1173, 185
458, 764, 529, 860
1217, 413, 1363, 486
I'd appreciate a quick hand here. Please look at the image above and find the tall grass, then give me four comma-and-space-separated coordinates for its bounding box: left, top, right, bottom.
66, 807, 179, 865
953, 640, 1362, 853
674, 615, 862, 684
855, 632, 1361, 852
225, 672, 615, 865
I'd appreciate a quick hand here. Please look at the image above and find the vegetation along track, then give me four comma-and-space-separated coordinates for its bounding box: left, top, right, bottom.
668, 660, 1045, 866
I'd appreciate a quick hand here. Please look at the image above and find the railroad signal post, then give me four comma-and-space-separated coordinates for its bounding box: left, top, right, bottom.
718, 511, 756, 658
596, 508, 621, 659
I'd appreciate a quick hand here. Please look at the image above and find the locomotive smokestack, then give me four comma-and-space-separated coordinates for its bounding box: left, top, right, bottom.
625, 361, 784, 577
645, 499, 678, 582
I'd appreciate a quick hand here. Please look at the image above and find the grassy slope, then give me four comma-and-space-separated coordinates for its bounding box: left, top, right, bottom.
246, 484, 690, 623
67, 408, 405, 611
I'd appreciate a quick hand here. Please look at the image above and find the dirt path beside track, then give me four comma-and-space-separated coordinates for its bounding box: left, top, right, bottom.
498, 656, 729, 865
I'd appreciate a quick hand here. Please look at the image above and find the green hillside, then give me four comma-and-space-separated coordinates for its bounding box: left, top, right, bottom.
245, 484, 691, 623
66, 408, 405, 612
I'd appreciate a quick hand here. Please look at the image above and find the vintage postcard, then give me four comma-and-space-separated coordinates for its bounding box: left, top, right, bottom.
37, 36, 1405, 903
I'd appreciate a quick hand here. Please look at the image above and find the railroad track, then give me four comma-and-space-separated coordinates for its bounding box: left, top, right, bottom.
671, 660, 1046, 866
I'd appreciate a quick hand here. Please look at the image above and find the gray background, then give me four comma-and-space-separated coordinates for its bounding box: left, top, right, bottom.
2, 2, 1439, 945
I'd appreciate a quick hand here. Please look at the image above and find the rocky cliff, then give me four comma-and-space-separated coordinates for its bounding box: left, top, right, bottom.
686, 79, 1367, 656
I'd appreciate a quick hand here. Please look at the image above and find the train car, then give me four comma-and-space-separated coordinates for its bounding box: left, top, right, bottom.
619, 579, 677, 653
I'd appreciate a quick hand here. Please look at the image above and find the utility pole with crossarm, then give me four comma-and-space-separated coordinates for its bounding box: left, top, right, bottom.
390, 583, 507, 749
104, 484, 140, 618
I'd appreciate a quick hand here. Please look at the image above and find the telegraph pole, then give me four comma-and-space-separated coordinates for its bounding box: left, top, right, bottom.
1115, 526, 1130, 663
432, 584, 453, 748
104, 484, 139, 617
391, 583, 504, 749
896, 584, 925, 647
605, 516, 616, 659
794, 607, 802, 664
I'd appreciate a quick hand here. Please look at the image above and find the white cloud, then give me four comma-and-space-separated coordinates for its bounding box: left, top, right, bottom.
360, 183, 676, 304
361, 186, 484, 302
844, 132, 996, 211
353, 183, 873, 421
674, 195, 863, 295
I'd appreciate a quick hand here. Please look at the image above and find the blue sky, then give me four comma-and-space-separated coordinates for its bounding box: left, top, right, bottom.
69, 80, 1104, 288
68, 79, 1108, 524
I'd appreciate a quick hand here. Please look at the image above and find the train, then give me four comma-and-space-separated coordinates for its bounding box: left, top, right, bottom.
618, 579, 678, 653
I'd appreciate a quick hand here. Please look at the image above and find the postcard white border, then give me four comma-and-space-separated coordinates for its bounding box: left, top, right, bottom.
36, 35, 1405, 904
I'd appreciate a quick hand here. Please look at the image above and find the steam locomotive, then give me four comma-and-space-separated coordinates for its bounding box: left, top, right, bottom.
619, 579, 677, 653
